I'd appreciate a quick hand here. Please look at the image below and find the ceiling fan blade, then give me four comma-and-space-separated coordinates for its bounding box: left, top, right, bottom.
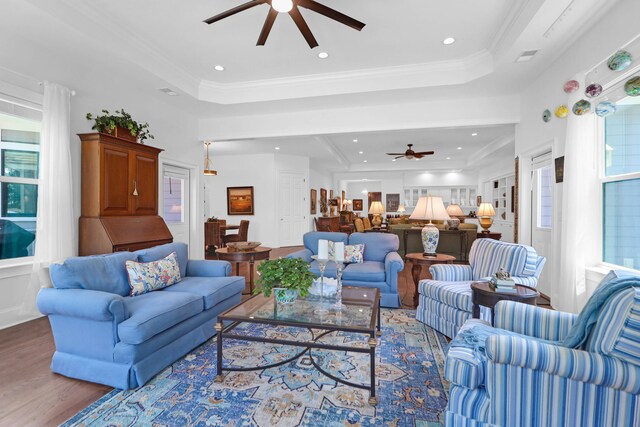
394, 155, 406, 160
288, 6, 318, 48
257, 7, 278, 45
297, 0, 365, 31
386, 153, 406, 156
204, 0, 266, 24
414, 151, 435, 156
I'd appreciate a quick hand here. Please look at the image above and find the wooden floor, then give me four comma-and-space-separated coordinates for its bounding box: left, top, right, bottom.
0, 246, 548, 426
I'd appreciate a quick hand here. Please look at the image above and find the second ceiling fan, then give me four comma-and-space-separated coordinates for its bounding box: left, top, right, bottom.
386, 144, 435, 160
204, 0, 366, 48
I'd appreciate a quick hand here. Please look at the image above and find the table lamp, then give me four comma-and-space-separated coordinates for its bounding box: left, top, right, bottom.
446, 203, 465, 229
477, 202, 496, 233
409, 196, 450, 256
397, 205, 406, 214
368, 201, 385, 227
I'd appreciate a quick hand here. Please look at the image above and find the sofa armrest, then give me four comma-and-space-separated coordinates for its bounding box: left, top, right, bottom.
287, 248, 313, 263
186, 259, 231, 277
494, 300, 577, 341
486, 335, 640, 394
384, 251, 404, 292
429, 264, 473, 281
37, 288, 126, 322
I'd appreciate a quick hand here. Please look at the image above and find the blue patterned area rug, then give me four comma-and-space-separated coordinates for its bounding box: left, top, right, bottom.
62, 309, 449, 427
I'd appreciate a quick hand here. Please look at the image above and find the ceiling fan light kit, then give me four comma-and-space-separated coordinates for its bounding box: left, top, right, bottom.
204, 0, 365, 48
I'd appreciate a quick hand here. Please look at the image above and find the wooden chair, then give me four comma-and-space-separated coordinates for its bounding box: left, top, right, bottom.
223, 220, 250, 245
204, 221, 221, 256
362, 217, 373, 230
353, 218, 365, 232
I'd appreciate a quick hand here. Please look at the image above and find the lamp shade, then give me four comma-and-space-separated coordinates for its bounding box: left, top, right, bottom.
409, 196, 450, 221
397, 204, 406, 213
368, 201, 385, 214
477, 202, 496, 217
446, 203, 464, 217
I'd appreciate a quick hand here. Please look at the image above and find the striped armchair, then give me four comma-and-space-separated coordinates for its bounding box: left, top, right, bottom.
416, 239, 545, 338
445, 280, 640, 427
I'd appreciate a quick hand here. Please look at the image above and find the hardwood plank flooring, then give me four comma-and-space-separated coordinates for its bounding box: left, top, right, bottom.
0, 246, 547, 426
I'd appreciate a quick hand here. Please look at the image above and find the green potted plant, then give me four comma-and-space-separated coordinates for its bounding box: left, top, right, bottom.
254, 257, 316, 303
86, 109, 154, 143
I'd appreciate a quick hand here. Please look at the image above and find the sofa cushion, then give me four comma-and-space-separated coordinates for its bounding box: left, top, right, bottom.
348, 232, 399, 262
135, 242, 189, 278
161, 276, 245, 310
343, 261, 386, 282
49, 251, 136, 296
418, 280, 474, 311
118, 291, 203, 345
445, 319, 521, 389
126, 252, 182, 296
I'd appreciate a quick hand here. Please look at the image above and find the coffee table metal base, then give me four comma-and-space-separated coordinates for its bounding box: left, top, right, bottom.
214, 319, 380, 405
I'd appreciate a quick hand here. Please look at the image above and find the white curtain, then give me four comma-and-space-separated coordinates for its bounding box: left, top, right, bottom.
23, 82, 75, 316
554, 73, 599, 313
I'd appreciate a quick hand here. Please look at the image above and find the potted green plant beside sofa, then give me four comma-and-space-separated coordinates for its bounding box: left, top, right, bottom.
254, 257, 316, 303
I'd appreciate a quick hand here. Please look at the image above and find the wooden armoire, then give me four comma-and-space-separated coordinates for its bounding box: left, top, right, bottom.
79, 132, 173, 255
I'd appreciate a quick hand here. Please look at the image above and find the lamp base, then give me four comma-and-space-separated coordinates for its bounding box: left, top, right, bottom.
479, 216, 493, 232
421, 223, 439, 256
372, 214, 382, 227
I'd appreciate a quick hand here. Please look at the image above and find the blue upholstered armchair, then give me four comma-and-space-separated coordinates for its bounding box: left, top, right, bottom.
417, 238, 545, 338
287, 231, 404, 307
445, 272, 640, 427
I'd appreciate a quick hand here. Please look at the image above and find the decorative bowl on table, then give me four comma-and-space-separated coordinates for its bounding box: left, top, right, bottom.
226, 241, 261, 252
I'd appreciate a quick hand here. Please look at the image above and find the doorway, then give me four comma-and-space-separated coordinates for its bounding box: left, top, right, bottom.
530, 152, 553, 296
278, 171, 307, 247
162, 164, 191, 247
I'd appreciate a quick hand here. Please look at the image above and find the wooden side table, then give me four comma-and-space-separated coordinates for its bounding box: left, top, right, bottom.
471, 281, 539, 325
215, 247, 271, 295
476, 231, 502, 240
405, 253, 456, 307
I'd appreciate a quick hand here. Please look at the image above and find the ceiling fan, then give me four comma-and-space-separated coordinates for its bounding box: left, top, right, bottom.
386, 144, 435, 160
203, 0, 366, 48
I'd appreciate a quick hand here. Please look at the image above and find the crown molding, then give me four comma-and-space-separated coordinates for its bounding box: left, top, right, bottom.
198, 50, 494, 104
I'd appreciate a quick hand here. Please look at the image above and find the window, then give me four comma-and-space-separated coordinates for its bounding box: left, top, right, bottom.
0, 113, 41, 260
602, 101, 640, 269
162, 176, 184, 223
537, 164, 553, 229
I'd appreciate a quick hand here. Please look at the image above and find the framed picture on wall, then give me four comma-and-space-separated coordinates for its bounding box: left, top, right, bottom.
555, 156, 565, 183
320, 188, 327, 214
476, 196, 482, 206
386, 193, 400, 212
353, 199, 363, 211
342, 190, 346, 201
227, 186, 254, 215
329, 189, 334, 199
310, 189, 317, 214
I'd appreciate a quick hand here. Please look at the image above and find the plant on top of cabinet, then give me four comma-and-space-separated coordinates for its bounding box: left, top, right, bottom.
86, 109, 154, 143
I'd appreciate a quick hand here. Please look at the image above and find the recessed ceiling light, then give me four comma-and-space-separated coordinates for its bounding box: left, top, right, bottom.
358, 151, 364, 154
318, 52, 329, 59
353, 139, 358, 143
457, 147, 463, 150
363, 160, 368, 163
392, 159, 396, 162
443, 37, 456, 45
158, 87, 178, 96
415, 158, 420, 161
471, 133, 478, 136
214, 65, 225, 71
275, 147, 280, 150
446, 157, 451, 160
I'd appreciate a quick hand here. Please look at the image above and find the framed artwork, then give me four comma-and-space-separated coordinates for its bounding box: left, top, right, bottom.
330, 189, 334, 199
320, 188, 327, 214
227, 186, 254, 215
342, 190, 346, 201
329, 198, 339, 207
368, 191, 382, 210
310, 189, 317, 214
386, 193, 400, 212
476, 196, 482, 206
353, 199, 363, 211
555, 156, 565, 183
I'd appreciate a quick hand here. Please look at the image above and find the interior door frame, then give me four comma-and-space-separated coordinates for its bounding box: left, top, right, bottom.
159, 158, 201, 259
276, 169, 309, 248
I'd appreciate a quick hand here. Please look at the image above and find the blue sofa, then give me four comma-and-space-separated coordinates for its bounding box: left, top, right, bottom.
287, 232, 404, 307
36, 242, 245, 389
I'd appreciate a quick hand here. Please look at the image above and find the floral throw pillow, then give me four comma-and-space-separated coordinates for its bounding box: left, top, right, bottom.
126, 252, 182, 296
344, 244, 365, 264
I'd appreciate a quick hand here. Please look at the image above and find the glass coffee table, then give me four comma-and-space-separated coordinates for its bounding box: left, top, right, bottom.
215, 286, 382, 405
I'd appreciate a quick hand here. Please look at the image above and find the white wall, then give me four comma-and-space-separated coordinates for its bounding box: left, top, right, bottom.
515, 0, 640, 310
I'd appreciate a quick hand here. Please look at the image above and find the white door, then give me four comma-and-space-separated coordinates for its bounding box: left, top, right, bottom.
530, 152, 553, 297
162, 165, 190, 246
278, 171, 307, 247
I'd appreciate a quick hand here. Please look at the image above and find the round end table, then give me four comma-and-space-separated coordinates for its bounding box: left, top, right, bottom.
404, 253, 456, 308
471, 281, 540, 325
215, 247, 272, 295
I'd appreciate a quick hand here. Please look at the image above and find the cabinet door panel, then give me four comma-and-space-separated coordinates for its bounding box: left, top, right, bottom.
101, 146, 131, 215
132, 153, 158, 215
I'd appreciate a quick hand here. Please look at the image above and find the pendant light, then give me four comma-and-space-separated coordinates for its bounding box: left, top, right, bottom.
203, 141, 217, 176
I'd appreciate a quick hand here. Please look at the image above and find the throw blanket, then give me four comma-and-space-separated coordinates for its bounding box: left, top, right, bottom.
561, 275, 640, 349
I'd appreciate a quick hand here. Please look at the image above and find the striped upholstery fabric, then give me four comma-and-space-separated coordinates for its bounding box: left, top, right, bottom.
416, 239, 545, 339
494, 300, 577, 341
446, 386, 491, 426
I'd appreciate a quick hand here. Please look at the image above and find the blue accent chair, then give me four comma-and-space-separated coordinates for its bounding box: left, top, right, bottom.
37, 242, 245, 389
445, 271, 640, 427
287, 232, 404, 307
416, 238, 545, 338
